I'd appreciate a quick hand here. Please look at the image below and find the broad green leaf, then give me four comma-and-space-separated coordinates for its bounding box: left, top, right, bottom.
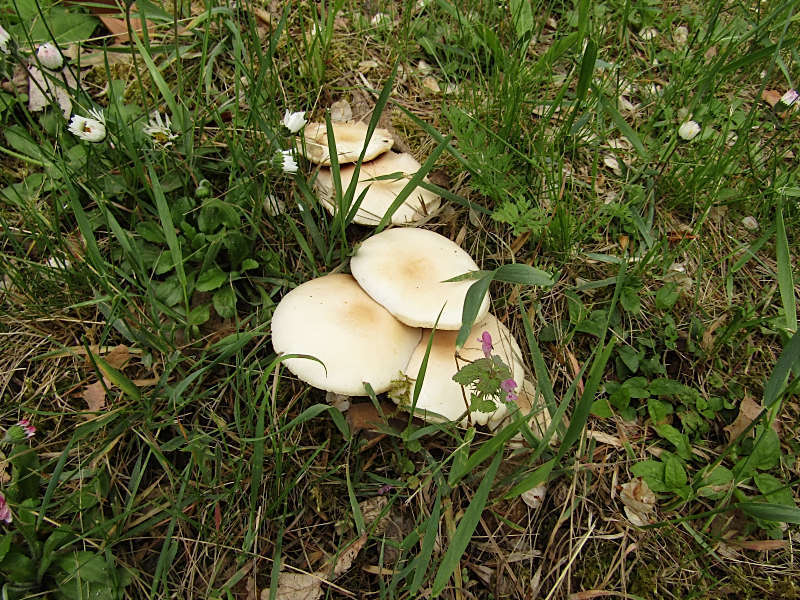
213, 287, 236, 319
510, 0, 534, 39
664, 455, 687, 489
196, 267, 227, 292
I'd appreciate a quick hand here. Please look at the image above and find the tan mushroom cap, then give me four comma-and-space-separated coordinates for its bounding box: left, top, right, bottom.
396, 313, 525, 426
315, 152, 441, 225
350, 228, 490, 330
298, 122, 394, 165
271, 274, 421, 396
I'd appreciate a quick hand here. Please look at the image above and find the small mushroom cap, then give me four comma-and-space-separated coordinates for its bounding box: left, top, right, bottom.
315, 152, 441, 225
350, 228, 490, 329
397, 313, 525, 426
298, 122, 394, 165
271, 274, 421, 396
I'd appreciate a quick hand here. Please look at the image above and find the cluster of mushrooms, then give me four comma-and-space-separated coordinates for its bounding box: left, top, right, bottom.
272, 120, 548, 434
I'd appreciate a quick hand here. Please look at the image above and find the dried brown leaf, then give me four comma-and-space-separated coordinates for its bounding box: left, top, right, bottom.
83, 380, 107, 412
723, 397, 762, 440
260, 572, 322, 600
104, 345, 131, 369
620, 477, 656, 526
332, 534, 366, 576
761, 90, 782, 108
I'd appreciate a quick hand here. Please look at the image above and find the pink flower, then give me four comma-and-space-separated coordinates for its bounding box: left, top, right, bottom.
478, 331, 492, 358
0, 492, 11, 524
17, 419, 35, 439
501, 378, 518, 403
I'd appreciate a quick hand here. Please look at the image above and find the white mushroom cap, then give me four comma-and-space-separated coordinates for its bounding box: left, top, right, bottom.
271, 274, 421, 396
315, 152, 441, 225
396, 313, 525, 426
350, 228, 490, 329
298, 121, 394, 165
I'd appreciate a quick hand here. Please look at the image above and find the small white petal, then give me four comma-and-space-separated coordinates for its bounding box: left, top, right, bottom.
278, 149, 298, 174
0, 24, 11, 54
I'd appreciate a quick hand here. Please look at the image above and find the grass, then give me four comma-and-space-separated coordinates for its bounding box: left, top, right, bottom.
1, 0, 799, 598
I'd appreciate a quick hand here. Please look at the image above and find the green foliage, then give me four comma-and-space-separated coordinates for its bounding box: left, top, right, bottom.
452, 355, 514, 413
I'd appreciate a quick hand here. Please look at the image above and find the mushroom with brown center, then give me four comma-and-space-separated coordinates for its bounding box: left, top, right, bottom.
391, 313, 524, 425
298, 121, 394, 165
271, 274, 421, 396
315, 151, 441, 225
350, 228, 490, 330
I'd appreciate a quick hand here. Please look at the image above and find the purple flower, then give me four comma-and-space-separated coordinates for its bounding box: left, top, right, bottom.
501, 378, 518, 403
478, 331, 492, 358
17, 419, 35, 439
0, 492, 11, 524
500, 378, 517, 393
377, 484, 393, 495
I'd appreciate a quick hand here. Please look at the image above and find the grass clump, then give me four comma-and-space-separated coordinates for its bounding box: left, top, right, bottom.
0, 0, 799, 598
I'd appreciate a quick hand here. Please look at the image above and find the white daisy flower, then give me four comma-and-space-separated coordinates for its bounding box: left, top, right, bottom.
282, 110, 306, 133
36, 43, 63, 70
143, 111, 178, 146
0, 24, 10, 54
278, 149, 298, 174
678, 120, 700, 141
68, 108, 107, 142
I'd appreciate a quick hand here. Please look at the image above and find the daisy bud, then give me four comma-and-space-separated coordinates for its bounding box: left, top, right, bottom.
282, 110, 307, 134
37, 43, 63, 70
779, 89, 798, 107
678, 120, 700, 141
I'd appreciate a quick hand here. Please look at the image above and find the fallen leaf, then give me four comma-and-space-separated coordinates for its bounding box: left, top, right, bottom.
104, 345, 131, 369
332, 534, 366, 576
723, 396, 763, 440
330, 99, 352, 123
28, 65, 77, 117
260, 572, 322, 600
260, 536, 365, 600
761, 90, 782, 108
83, 380, 107, 411
520, 483, 547, 509
421, 76, 440, 94
359, 496, 388, 531
620, 477, 656, 526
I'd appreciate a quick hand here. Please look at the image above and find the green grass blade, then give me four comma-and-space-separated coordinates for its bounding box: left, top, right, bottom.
493, 263, 554, 286
149, 165, 188, 310
597, 90, 648, 159
738, 502, 800, 525
431, 451, 502, 596
775, 201, 796, 333
408, 490, 441, 595
763, 330, 800, 408
456, 272, 494, 348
